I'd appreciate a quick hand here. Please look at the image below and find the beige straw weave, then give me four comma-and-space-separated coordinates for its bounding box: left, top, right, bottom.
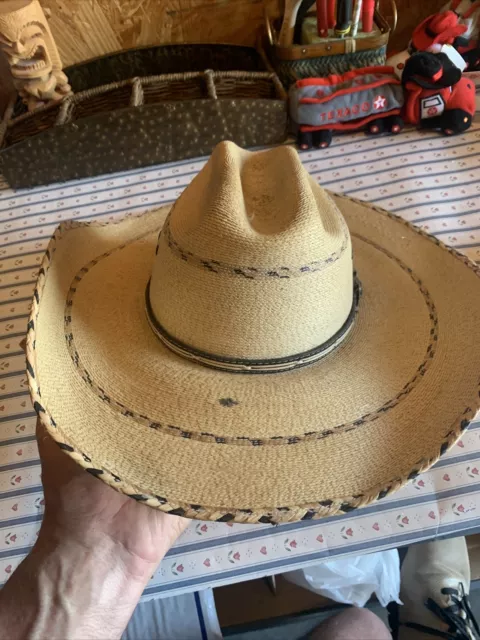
27, 142, 480, 524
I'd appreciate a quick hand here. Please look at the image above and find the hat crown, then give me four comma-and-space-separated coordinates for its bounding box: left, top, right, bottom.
168, 142, 345, 268
430, 11, 460, 33
148, 142, 354, 370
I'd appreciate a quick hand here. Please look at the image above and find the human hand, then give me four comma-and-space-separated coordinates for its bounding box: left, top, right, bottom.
0, 421, 190, 639
0, 422, 189, 640
36, 418, 189, 576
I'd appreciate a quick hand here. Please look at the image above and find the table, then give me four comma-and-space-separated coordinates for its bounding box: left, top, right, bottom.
0, 122, 479, 599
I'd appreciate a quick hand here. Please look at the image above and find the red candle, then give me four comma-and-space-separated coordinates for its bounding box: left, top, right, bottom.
316, 0, 329, 37
362, 0, 375, 32
328, 0, 336, 28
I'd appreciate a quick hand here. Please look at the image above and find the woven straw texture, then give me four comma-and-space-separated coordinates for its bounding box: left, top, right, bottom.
150, 145, 352, 362
27, 144, 480, 524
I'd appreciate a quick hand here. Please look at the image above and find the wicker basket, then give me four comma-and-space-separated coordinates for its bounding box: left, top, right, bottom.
264, 1, 396, 87
1, 68, 287, 188
67, 44, 269, 92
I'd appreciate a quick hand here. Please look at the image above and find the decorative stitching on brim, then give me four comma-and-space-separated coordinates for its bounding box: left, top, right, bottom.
61, 229, 438, 446
25, 194, 480, 524
160, 206, 350, 279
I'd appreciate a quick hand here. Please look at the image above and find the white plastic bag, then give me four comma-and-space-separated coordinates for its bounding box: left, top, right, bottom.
283, 550, 402, 608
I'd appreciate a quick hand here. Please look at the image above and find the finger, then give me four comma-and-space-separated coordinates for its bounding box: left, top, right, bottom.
35, 418, 57, 460
36, 418, 75, 469
36, 418, 86, 488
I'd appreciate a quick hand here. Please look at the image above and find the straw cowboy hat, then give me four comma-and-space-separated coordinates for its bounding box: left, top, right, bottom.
27, 142, 480, 524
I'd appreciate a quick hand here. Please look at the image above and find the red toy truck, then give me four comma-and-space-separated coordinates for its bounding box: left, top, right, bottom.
289, 53, 475, 149
401, 51, 476, 135
289, 66, 405, 149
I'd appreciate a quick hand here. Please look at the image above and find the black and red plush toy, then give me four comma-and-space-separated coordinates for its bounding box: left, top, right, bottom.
289, 51, 476, 149
289, 66, 405, 150
410, 10, 480, 70
402, 51, 476, 134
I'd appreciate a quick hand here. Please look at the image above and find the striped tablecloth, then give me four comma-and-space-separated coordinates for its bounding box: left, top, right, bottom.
0, 121, 479, 599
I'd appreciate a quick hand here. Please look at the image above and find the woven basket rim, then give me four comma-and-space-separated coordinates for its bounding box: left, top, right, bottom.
6, 68, 286, 131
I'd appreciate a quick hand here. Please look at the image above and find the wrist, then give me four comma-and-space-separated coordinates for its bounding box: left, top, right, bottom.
27, 524, 161, 639
38, 512, 166, 583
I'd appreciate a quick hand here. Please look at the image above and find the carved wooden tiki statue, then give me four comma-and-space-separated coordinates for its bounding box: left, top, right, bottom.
0, 0, 70, 109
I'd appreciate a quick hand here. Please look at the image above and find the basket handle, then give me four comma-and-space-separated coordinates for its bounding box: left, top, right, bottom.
264, 5, 277, 46
377, 0, 397, 33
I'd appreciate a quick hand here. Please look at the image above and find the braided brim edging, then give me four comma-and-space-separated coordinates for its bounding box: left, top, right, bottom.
25, 196, 480, 525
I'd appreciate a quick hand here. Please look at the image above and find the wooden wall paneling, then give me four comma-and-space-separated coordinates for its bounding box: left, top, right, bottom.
39, 0, 447, 66
384, 0, 446, 52
40, 0, 281, 67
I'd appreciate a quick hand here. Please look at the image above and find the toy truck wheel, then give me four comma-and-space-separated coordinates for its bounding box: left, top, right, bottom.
367, 119, 385, 135
441, 109, 472, 135
298, 131, 313, 150
385, 115, 404, 134
312, 130, 332, 149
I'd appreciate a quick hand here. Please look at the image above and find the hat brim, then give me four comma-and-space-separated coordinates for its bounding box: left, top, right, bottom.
412, 33, 440, 52
27, 194, 480, 524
